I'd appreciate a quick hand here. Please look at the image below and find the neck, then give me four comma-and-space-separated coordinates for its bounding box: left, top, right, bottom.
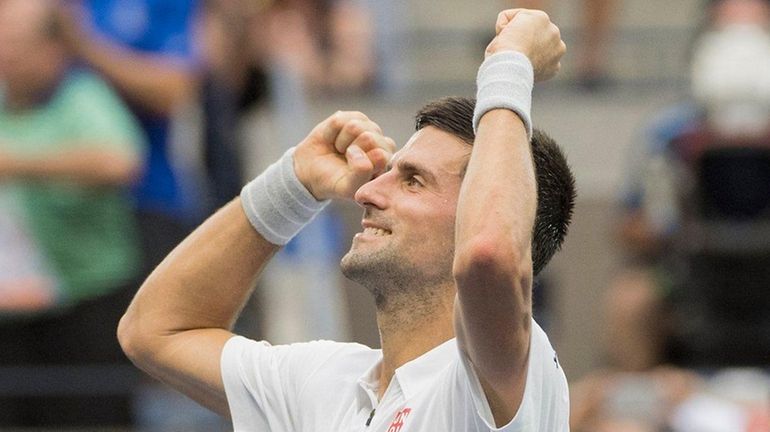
5, 87, 39, 111
4, 76, 59, 111
374, 284, 455, 399
4, 60, 67, 112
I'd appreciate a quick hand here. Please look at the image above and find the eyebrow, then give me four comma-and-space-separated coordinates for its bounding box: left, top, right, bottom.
393, 160, 438, 185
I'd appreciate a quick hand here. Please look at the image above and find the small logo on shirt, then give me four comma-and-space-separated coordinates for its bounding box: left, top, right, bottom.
387, 408, 411, 432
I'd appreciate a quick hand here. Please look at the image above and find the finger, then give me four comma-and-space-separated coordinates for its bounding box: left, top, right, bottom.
317, 111, 369, 145
340, 144, 376, 194
348, 130, 394, 165
495, 9, 523, 35
334, 119, 383, 154
383, 136, 397, 154
552, 22, 563, 44
367, 147, 392, 177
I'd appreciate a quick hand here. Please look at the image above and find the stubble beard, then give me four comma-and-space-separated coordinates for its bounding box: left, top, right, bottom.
339, 240, 454, 315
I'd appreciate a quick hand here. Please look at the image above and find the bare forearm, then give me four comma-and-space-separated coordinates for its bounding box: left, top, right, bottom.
121, 198, 277, 341
3, 149, 140, 186
456, 110, 536, 265
452, 109, 535, 424
79, 37, 198, 116
117, 198, 277, 413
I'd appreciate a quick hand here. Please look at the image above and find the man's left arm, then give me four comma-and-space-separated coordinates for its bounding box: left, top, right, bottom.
452, 9, 565, 427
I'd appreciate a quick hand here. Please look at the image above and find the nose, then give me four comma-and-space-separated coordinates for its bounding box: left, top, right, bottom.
354, 171, 390, 210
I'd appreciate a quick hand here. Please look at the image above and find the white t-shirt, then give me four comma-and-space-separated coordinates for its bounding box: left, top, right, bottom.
221, 319, 569, 431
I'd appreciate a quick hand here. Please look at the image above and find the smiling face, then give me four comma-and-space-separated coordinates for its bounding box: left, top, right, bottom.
340, 126, 471, 308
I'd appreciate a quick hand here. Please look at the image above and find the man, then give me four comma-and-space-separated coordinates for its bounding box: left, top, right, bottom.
56, 0, 204, 270
0, 0, 144, 425
119, 8, 572, 430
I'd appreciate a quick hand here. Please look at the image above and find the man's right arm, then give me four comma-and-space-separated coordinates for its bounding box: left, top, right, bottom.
118, 198, 277, 416
117, 111, 394, 417
56, 2, 198, 117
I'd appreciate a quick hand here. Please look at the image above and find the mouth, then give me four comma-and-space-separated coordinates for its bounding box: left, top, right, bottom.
362, 226, 392, 236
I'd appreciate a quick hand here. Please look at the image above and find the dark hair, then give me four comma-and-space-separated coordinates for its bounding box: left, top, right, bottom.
415, 96, 576, 276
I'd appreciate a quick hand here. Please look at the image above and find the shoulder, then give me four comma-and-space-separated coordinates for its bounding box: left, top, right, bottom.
53, 68, 145, 146
221, 337, 377, 417
455, 322, 569, 431
222, 336, 376, 377
222, 337, 377, 430
55, 69, 125, 109
520, 321, 570, 429
224, 336, 373, 357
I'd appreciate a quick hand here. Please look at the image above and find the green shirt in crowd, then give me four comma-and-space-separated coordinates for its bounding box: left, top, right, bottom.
0, 70, 146, 305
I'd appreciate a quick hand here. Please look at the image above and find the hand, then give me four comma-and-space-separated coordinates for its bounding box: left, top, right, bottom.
293, 111, 396, 201
0, 150, 16, 181
486, 9, 566, 82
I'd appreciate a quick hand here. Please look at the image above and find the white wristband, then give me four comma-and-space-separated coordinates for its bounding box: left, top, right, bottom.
240, 147, 329, 245
473, 51, 534, 138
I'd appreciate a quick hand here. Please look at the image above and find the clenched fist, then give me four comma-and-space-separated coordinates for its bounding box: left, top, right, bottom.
486, 9, 566, 82
294, 111, 396, 201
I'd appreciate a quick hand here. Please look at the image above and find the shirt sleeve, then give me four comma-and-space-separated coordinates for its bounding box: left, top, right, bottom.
457, 320, 570, 432
220, 335, 348, 432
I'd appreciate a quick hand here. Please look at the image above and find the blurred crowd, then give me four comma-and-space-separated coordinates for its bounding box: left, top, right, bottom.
0, 0, 768, 430
573, 0, 770, 431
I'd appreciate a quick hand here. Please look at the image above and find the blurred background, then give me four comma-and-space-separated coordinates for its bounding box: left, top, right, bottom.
1, 0, 769, 431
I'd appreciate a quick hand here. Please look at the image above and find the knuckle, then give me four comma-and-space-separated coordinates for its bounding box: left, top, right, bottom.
359, 131, 376, 144
552, 23, 561, 37
344, 119, 363, 135
359, 119, 379, 134
330, 112, 345, 129
386, 137, 396, 151
537, 10, 550, 20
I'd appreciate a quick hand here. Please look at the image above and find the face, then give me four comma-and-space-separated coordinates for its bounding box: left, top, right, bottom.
340, 126, 470, 303
0, 0, 63, 92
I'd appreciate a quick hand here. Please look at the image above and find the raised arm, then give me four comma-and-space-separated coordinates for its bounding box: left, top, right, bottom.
117, 111, 394, 416
452, 9, 565, 426
55, 4, 198, 117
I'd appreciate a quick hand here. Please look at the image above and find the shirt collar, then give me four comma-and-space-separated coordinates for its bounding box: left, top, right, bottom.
394, 338, 457, 399
357, 350, 382, 408
357, 338, 458, 403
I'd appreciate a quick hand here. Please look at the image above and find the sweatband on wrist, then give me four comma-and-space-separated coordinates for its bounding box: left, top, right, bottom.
473, 51, 534, 139
240, 147, 329, 245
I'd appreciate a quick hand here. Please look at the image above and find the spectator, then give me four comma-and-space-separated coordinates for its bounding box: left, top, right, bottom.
56, 0, 204, 271
251, 0, 376, 94
0, 0, 145, 426
570, 1, 770, 429
607, 0, 770, 371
